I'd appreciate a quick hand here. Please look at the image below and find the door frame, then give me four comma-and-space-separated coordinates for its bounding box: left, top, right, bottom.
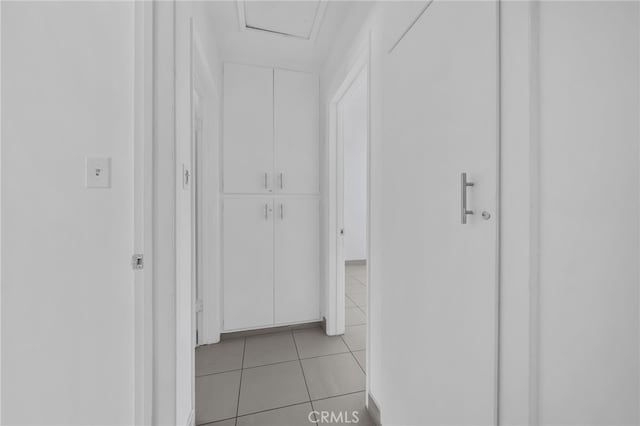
191, 25, 220, 346
326, 43, 370, 337
134, 1, 154, 424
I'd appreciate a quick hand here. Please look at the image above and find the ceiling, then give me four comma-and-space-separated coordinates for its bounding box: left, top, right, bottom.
202, 1, 374, 72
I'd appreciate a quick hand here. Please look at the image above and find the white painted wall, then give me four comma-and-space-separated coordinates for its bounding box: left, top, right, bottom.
537, 3, 639, 423
340, 69, 368, 262
500, 2, 640, 424
2, 2, 135, 424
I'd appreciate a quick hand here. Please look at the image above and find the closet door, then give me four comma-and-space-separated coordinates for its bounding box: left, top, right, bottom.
274, 198, 320, 324
223, 63, 274, 194
223, 198, 274, 330
274, 69, 319, 194
380, 1, 498, 424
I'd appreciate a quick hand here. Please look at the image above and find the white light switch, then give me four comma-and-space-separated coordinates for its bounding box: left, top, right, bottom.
86, 157, 111, 188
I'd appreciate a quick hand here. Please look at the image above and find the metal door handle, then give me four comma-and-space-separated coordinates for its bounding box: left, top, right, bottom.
264, 203, 269, 220
280, 203, 284, 220
279, 172, 284, 190
264, 172, 268, 190
461, 172, 474, 224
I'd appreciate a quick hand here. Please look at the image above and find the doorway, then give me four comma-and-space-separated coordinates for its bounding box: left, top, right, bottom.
337, 66, 368, 346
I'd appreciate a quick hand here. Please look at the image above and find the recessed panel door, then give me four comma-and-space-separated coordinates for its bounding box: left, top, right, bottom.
274, 198, 320, 324
274, 69, 319, 194
381, 1, 498, 424
223, 63, 274, 194
223, 198, 274, 330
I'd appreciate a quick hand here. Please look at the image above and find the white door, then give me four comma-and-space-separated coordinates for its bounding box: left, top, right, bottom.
274, 198, 320, 324
223, 63, 274, 194
381, 1, 498, 424
274, 69, 319, 194
223, 198, 274, 330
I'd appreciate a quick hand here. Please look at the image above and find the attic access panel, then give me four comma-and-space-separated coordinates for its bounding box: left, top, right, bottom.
239, 0, 327, 40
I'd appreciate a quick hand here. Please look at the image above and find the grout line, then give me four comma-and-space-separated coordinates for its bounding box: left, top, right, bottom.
340, 332, 366, 376
236, 400, 312, 420
197, 320, 367, 425
234, 338, 247, 426
311, 389, 366, 403
196, 368, 242, 378
345, 294, 358, 306
348, 275, 367, 285
228, 389, 369, 422
300, 350, 352, 361
354, 303, 367, 318
292, 330, 318, 425
197, 349, 358, 379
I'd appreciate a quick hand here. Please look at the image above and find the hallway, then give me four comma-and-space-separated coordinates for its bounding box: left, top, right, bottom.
195, 264, 369, 425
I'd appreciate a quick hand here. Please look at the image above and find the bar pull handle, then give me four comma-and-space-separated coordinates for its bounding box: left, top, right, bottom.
461, 172, 474, 224
264, 172, 268, 190
280, 203, 284, 220
279, 172, 284, 190
264, 203, 269, 220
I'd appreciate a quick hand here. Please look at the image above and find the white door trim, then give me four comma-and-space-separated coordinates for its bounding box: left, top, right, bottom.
134, 2, 154, 424
191, 26, 221, 345
326, 43, 370, 337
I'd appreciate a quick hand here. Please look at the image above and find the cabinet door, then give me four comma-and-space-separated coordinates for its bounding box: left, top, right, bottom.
274, 198, 320, 324
274, 69, 319, 194
223, 198, 274, 330
223, 63, 274, 194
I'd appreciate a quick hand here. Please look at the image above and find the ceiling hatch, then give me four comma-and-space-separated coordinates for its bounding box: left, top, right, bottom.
238, 1, 328, 41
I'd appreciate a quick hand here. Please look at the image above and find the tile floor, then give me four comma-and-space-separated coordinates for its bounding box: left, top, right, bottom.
195, 263, 370, 426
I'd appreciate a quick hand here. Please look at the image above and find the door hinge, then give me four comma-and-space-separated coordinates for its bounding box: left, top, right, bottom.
195, 299, 203, 313
132, 254, 144, 270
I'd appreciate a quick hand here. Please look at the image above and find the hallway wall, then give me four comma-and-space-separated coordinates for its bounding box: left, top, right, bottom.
536, 3, 639, 422
1, 3, 135, 424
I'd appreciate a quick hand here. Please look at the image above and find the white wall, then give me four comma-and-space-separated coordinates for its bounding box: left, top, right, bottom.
536, 3, 639, 423
2, 2, 135, 424
500, 2, 640, 424
340, 68, 368, 261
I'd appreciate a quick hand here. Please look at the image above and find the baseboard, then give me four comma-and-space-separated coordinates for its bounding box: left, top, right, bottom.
367, 392, 382, 426
346, 259, 366, 265
185, 409, 195, 426
220, 320, 322, 340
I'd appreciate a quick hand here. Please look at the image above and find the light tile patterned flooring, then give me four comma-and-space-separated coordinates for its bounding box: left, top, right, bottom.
195, 263, 369, 426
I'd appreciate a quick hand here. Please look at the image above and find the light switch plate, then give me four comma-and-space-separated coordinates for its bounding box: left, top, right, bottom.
86, 157, 111, 188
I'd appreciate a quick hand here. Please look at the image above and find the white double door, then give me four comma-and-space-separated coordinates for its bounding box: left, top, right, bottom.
381, 1, 498, 424
223, 197, 320, 331
223, 63, 319, 195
